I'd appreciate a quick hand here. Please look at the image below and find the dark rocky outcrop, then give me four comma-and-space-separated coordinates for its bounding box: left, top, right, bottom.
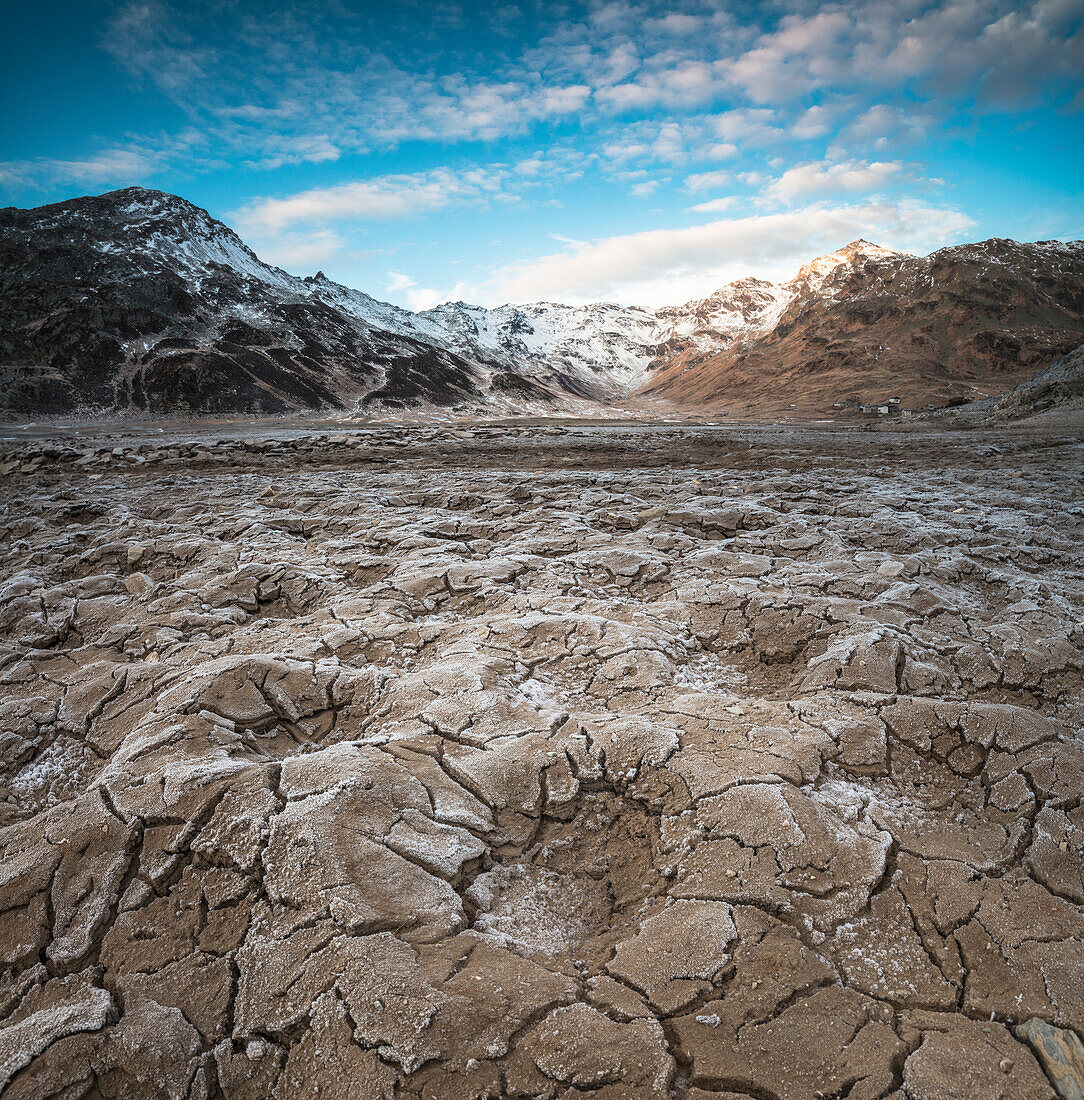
0, 189, 497, 415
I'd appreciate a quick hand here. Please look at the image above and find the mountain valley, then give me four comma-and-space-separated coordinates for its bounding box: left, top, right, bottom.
3, 187, 1082, 419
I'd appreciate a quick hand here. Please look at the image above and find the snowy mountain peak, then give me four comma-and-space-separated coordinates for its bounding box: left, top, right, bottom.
792, 239, 903, 289
6, 186, 1080, 419
840, 237, 888, 254
107, 185, 202, 211
19, 186, 286, 294
87, 187, 243, 245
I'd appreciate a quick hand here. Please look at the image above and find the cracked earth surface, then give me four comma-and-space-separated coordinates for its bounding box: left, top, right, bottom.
1, 423, 1083, 1100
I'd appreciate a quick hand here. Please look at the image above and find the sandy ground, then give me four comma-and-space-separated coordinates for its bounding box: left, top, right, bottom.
1, 422, 1083, 1099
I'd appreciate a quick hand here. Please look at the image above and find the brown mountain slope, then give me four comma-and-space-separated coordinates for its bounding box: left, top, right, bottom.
638, 238, 1084, 416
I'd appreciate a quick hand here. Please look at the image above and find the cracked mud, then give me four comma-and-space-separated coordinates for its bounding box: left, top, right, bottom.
1, 423, 1082, 1100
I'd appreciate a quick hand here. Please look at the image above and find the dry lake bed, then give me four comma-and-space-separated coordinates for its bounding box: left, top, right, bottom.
1, 421, 1083, 1099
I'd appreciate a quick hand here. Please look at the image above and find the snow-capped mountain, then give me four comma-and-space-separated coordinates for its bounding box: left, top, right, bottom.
641, 236, 1084, 414
789, 239, 901, 293
0, 187, 701, 414
419, 300, 663, 398
0, 188, 522, 414
411, 245, 903, 397
2, 187, 1082, 416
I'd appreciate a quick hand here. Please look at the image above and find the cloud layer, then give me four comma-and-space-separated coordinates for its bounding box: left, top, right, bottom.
2, 0, 1080, 309
13, 0, 1072, 189
234, 168, 507, 236
468, 199, 977, 306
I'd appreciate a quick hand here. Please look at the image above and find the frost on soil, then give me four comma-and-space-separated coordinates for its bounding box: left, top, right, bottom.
0, 423, 1082, 1099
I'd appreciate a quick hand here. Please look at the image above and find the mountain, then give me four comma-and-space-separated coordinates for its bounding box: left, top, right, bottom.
0, 187, 698, 416
640, 238, 1084, 414
2, 187, 1083, 417
0, 189, 554, 415
918, 342, 1084, 424
418, 299, 662, 399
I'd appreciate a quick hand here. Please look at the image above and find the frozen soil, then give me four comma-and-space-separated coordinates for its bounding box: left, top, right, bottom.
1, 423, 1083, 1100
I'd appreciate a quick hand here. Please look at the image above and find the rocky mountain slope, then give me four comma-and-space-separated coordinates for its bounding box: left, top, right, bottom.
0, 189, 554, 416
641, 238, 1084, 415
2, 187, 1082, 417
921, 341, 1084, 424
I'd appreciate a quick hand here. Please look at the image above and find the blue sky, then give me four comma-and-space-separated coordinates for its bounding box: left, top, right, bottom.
2, 0, 1082, 307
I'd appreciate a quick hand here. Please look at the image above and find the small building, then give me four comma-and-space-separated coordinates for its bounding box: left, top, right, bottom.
858, 399, 902, 416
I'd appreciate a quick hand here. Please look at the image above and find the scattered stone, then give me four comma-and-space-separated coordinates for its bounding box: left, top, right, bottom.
123, 572, 155, 596
1015, 1018, 1084, 1100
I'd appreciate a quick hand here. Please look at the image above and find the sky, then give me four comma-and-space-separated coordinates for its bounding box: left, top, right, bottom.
1, 0, 1082, 309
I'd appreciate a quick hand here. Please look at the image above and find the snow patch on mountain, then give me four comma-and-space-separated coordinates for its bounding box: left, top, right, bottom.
7, 188, 927, 404
13, 187, 1077, 419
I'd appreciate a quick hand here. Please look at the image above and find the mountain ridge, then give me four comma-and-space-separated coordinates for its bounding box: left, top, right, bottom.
2, 187, 1082, 417
642, 235, 1084, 414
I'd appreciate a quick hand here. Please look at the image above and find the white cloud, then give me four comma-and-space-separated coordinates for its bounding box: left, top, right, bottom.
3, 148, 153, 186
469, 199, 975, 306
0, 138, 199, 189
709, 108, 783, 146
253, 228, 348, 272
595, 59, 727, 111
765, 158, 908, 200
103, 0, 214, 93
687, 196, 737, 214
790, 103, 839, 140
597, 119, 738, 171
404, 286, 446, 311
367, 78, 593, 144
724, 0, 1083, 109
246, 134, 341, 171
231, 167, 514, 289
705, 142, 740, 160
80, 0, 1082, 189
383, 272, 411, 292
234, 167, 506, 236
838, 103, 935, 151
384, 272, 443, 310
685, 170, 731, 191
100, 1, 596, 160
646, 12, 707, 37
630, 180, 660, 197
